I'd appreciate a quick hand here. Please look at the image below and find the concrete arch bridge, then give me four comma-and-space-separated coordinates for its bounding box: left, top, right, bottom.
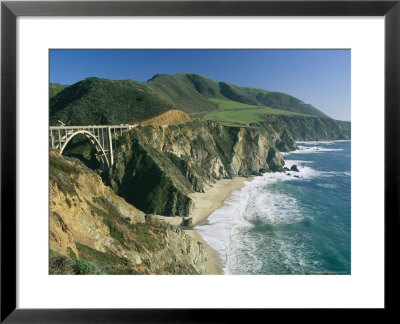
49, 125, 135, 168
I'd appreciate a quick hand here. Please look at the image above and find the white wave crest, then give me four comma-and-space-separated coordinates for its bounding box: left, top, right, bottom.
289, 145, 343, 154
296, 140, 350, 145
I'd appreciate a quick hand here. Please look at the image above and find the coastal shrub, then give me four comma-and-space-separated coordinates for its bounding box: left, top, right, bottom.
73, 258, 103, 275
89, 197, 127, 245
62, 135, 102, 171
136, 226, 156, 250
49, 249, 75, 274
67, 247, 77, 259
75, 242, 136, 274
49, 155, 79, 197
65, 197, 72, 208
49, 154, 80, 176
49, 248, 104, 275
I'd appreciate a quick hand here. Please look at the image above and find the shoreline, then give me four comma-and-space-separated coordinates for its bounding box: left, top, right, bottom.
188, 177, 250, 274
157, 177, 250, 275
184, 228, 223, 275
189, 177, 249, 226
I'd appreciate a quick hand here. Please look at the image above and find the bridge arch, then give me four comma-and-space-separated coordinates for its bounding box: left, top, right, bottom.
60, 130, 110, 168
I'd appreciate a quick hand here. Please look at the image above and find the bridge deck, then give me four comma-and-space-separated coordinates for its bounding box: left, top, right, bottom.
49, 125, 135, 130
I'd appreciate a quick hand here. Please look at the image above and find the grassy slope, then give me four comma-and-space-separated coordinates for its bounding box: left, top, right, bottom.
209, 98, 259, 110
49, 83, 68, 99
204, 107, 316, 126
145, 73, 221, 113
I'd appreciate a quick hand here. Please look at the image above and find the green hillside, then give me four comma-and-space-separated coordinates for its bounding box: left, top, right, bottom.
49, 83, 68, 99
216, 81, 328, 117
50, 77, 175, 125
147, 73, 329, 117
146, 73, 221, 113
49, 73, 332, 126
209, 98, 259, 110
204, 107, 315, 126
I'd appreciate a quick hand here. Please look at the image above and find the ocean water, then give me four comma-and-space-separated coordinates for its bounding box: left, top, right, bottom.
195, 140, 351, 275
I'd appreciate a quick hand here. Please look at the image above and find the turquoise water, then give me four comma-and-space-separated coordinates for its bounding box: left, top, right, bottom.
195, 141, 351, 275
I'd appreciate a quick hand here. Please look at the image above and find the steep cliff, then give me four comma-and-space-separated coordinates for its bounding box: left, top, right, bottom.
106, 119, 292, 216
49, 151, 208, 275
257, 115, 351, 141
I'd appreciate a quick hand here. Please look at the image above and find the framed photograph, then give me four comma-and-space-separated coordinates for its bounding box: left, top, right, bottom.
1, 0, 399, 321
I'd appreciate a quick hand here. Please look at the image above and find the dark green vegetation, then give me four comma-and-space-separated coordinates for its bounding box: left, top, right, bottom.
49, 248, 104, 275
50, 245, 144, 275
49, 83, 68, 99
108, 132, 195, 216
62, 134, 101, 170
50, 73, 332, 126
74, 243, 144, 275
50, 77, 176, 125
49, 153, 81, 197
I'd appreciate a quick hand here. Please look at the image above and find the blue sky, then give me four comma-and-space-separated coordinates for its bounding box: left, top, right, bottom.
50, 49, 350, 121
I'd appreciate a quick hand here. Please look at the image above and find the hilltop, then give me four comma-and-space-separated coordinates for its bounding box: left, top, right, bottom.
49, 73, 332, 126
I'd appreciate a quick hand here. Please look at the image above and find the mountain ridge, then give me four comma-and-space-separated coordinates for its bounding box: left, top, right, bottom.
49, 73, 334, 126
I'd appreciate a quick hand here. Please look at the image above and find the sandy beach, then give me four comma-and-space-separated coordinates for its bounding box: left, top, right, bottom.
189, 177, 248, 226
188, 177, 249, 274
158, 177, 249, 275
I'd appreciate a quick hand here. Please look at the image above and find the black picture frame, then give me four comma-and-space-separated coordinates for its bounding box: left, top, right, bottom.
1, 0, 399, 322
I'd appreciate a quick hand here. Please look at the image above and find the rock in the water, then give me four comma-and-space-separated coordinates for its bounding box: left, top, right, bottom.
283, 167, 290, 171
267, 147, 284, 171
290, 165, 300, 172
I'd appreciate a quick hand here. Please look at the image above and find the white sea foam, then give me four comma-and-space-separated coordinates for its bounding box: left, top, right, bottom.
317, 183, 337, 189
296, 140, 350, 145
195, 163, 317, 274
288, 145, 343, 154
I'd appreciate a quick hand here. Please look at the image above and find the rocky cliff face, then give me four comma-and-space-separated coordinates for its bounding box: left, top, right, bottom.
49, 151, 208, 275
106, 120, 293, 216
258, 115, 351, 141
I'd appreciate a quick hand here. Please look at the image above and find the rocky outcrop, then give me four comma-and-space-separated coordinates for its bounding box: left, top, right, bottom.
106, 119, 294, 216
49, 151, 208, 275
290, 165, 300, 172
